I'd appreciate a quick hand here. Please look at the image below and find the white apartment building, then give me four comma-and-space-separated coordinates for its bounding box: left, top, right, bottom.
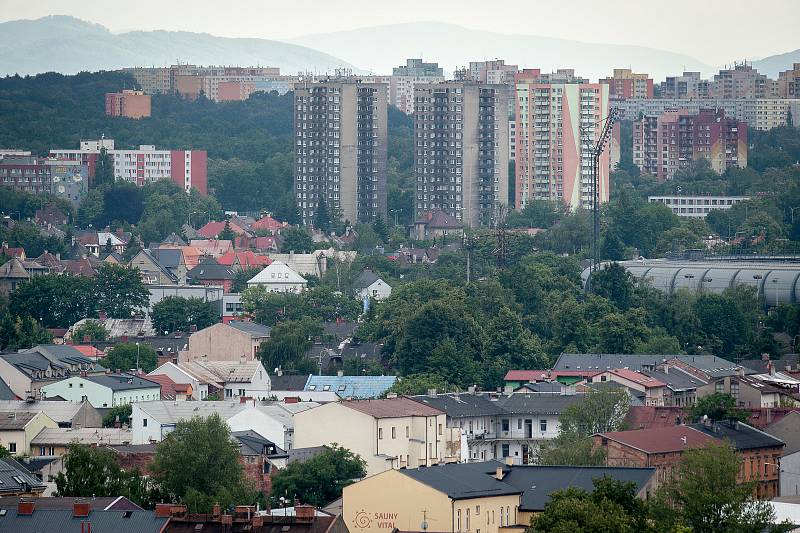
648, 195, 751, 218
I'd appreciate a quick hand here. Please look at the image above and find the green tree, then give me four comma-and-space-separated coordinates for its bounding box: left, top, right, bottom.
55, 443, 126, 497
591, 263, 634, 310
232, 266, 264, 293
258, 318, 324, 374
280, 227, 315, 253
664, 444, 777, 533
372, 216, 389, 242
270, 445, 366, 507
150, 414, 255, 512
5, 316, 53, 350
93, 264, 149, 318
151, 296, 217, 334
102, 404, 133, 427
94, 147, 114, 188
218, 220, 236, 241
102, 342, 158, 373
72, 321, 109, 343
386, 373, 456, 395
688, 393, 749, 423
9, 275, 93, 328
314, 197, 332, 233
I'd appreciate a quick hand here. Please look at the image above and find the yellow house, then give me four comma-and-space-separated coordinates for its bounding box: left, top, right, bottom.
343, 461, 657, 533
0, 411, 58, 456
293, 397, 460, 476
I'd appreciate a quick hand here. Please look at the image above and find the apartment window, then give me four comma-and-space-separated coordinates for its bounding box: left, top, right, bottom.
517, 419, 522, 430
225, 389, 233, 398
466, 508, 470, 531
502, 444, 510, 457
476, 505, 480, 515
499, 508, 504, 527
502, 419, 509, 432
506, 507, 510, 526
540, 419, 547, 432
238, 389, 246, 397
39, 447, 46, 456
438, 424, 443, 435
457, 509, 461, 532
143, 418, 148, 427
406, 426, 409, 437
392, 427, 396, 439
378, 428, 383, 440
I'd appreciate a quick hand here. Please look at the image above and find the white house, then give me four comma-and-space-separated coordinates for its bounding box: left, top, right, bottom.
41, 374, 162, 408
148, 362, 208, 400
178, 359, 271, 400
130, 400, 318, 448
353, 271, 392, 301
247, 261, 307, 293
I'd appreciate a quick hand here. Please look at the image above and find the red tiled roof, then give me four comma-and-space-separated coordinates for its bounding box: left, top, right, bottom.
343, 397, 443, 418
197, 221, 248, 239
599, 426, 718, 454
624, 406, 690, 430
252, 215, 285, 232
144, 374, 191, 401
606, 369, 666, 389
217, 250, 272, 268
72, 345, 106, 359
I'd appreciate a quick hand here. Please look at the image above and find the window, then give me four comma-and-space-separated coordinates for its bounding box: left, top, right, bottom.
238, 389, 246, 396
476, 505, 480, 515
517, 419, 522, 430
501, 444, 509, 457
225, 389, 232, 398
506, 507, 510, 526
466, 508, 470, 530
143, 418, 148, 427
39, 447, 46, 456
502, 419, 509, 432
378, 428, 383, 439
438, 423, 443, 435
540, 419, 547, 432
457, 509, 461, 532
323, 385, 331, 391
406, 426, 409, 437
8, 443, 16, 453
392, 427, 396, 439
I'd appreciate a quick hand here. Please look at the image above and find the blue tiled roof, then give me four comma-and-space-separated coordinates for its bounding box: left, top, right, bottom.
304, 375, 397, 399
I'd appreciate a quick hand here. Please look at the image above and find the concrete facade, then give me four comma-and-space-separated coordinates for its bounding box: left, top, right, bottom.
41, 375, 161, 408
181, 322, 270, 363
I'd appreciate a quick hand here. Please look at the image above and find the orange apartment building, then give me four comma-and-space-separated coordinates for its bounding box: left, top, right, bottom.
105, 90, 151, 119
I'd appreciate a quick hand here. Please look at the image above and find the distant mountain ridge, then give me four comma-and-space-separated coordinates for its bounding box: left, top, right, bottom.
753, 49, 800, 78
289, 21, 712, 82
0, 16, 356, 76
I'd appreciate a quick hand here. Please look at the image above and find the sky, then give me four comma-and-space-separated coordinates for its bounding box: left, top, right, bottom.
2, 0, 798, 66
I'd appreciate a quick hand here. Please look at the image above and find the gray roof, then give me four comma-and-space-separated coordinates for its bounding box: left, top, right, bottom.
0, 509, 167, 532
227, 320, 271, 338
31, 428, 132, 446
270, 375, 312, 392
410, 393, 505, 417
0, 400, 92, 425
353, 270, 382, 290
765, 412, 800, 456
514, 382, 563, 393
135, 249, 177, 282
0, 378, 16, 400
152, 247, 184, 269
641, 368, 707, 391
690, 421, 785, 451
0, 496, 142, 512
187, 260, 236, 281
0, 457, 46, 495
0, 412, 38, 430
232, 430, 286, 457
85, 374, 161, 392
496, 394, 583, 415
288, 446, 328, 464
554, 353, 757, 378
134, 400, 250, 423
399, 461, 655, 511
502, 465, 657, 511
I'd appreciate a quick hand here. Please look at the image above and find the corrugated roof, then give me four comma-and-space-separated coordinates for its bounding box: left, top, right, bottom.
690, 421, 785, 451
598, 426, 718, 454
496, 394, 582, 415
85, 374, 161, 392
0, 496, 142, 512
606, 369, 666, 389
0, 400, 89, 424
179, 360, 261, 384
342, 397, 442, 418
0, 509, 167, 532
227, 320, 271, 338
305, 375, 397, 399
0, 457, 46, 495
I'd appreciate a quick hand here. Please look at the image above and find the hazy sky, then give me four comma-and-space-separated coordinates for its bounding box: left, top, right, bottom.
3, 0, 798, 65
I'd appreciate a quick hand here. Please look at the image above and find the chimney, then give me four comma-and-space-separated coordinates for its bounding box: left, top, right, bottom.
337, 370, 344, 377
212, 504, 221, 518
467, 385, 476, 395
427, 388, 437, 398
494, 467, 505, 480
17, 499, 35, 515
386, 393, 398, 399
295, 504, 315, 521
73, 500, 91, 518
98, 310, 107, 321
276, 367, 283, 376
284, 396, 299, 404
767, 360, 775, 376
681, 436, 687, 445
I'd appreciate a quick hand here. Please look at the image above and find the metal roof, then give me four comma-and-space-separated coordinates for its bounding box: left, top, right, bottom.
0, 457, 46, 495
496, 394, 583, 415
0, 378, 15, 400
84, 374, 161, 392
0, 401, 91, 424
226, 320, 271, 338
410, 393, 505, 417
690, 421, 785, 451
342, 397, 442, 418
0, 412, 38, 430
304, 375, 397, 399
0, 509, 167, 532
31, 428, 132, 446
598, 426, 718, 454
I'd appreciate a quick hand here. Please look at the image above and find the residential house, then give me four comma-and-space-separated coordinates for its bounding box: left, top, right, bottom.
590, 369, 667, 406
691, 420, 785, 499
235, 234, 280, 252
263, 250, 335, 278
232, 429, 288, 494
197, 220, 249, 239
128, 249, 179, 285
638, 366, 706, 407
178, 359, 271, 400
764, 411, 800, 496
186, 257, 237, 292
0, 411, 58, 456
148, 362, 210, 400
41, 374, 162, 408
217, 250, 272, 270
221, 293, 244, 323
252, 214, 286, 234
0, 400, 101, 428
594, 426, 719, 488
139, 373, 192, 401
130, 400, 317, 447
552, 353, 757, 380
1, 243, 25, 260
0, 458, 47, 496
293, 397, 459, 475
34, 204, 69, 226
503, 369, 598, 391
30, 427, 133, 457
411, 392, 505, 462
77, 229, 129, 257
0, 257, 48, 294
304, 375, 397, 399
180, 321, 271, 363
158, 233, 187, 247
342, 461, 656, 533
247, 260, 308, 293
353, 270, 392, 301
0, 345, 103, 398
698, 375, 798, 408
412, 209, 464, 241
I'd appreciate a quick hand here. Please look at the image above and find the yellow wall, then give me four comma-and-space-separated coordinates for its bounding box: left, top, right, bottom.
343, 469, 522, 533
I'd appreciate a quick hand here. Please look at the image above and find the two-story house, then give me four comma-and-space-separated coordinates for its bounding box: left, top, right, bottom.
0, 345, 103, 398
41, 373, 162, 408
293, 397, 460, 476
590, 369, 667, 406
128, 249, 179, 285
0, 411, 58, 456
698, 375, 798, 408
177, 359, 271, 400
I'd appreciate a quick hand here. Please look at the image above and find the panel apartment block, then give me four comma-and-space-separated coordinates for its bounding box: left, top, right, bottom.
413, 82, 509, 228
294, 80, 388, 227
633, 109, 747, 180
514, 77, 612, 211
